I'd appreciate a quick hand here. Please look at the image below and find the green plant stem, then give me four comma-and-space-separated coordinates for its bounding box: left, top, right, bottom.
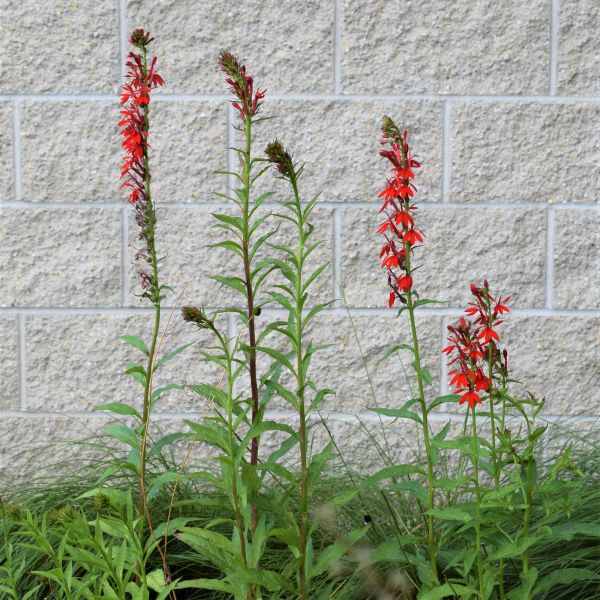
226, 354, 251, 579
521, 418, 534, 587
138, 45, 161, 528
484, 299, 505, 599
290, 178, 309, 600
471, 408, 485, 600
403, 231, 439, 586
241, 114, 261, 533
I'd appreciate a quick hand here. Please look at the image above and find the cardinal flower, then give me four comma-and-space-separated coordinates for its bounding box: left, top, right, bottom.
376, 116, 423, 309
119, 29, 164, 300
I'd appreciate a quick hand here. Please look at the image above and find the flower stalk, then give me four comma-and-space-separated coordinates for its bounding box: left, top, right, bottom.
119, 28, 165, 526
376, 117, 439, 584
265, 140, 312, 599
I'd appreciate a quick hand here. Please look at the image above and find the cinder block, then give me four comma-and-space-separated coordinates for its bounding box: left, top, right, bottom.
0, 103, 13, 200
25, 313, 224, 413
127, 0, 334, 93
21, 102, 120, 202
0, 317, 19, 410
236, 99, 443, 203
149, 101, 227, 203
553, 210, 600, 309
339, 206, 546, 308
451, 102, 600, 203
501, 316, 600, 415
0, 209, 121, 307
557, 0, 600, 95
340, 0, 549, 94
0, 1, 119, 93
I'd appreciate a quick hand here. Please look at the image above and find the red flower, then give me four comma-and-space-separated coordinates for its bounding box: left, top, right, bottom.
460, 391, 482, 409
402, 229, 424, 246
397, 274, 413, 292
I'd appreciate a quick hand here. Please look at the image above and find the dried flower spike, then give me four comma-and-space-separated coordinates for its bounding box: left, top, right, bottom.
265, 139, 297, 180
219, 50, 266, 120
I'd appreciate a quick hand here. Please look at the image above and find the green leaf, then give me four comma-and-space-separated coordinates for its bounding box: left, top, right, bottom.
421, 368, 433, 385
311, 528, 368, 578
427, 507, 472, 522
370, 398, 422, 424
256, 346, 296, 375
189, 383, 228, 406
418, 583, 477, 599
155, 342, 194, 370
95, 402, 141, 418
208, 274, 247, 295
121, 335, 149, 355
152, 383, 182, 403
212, 212, 243, 231
148, 432, 186, 458
429, 394, 460, 411
550, 522, 600, 540
124, 364, 147, 385
228, 568, 285, 592
176, 578, 235, 594
486, 536, 537, 561
146, 471, 179, 502
364, 465, 425, 487
104, 424, 139, 449
378, 343, 414, 364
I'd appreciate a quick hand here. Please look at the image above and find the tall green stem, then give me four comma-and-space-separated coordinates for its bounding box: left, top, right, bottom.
402, 225, 438, 585
240, 114, 261, 531
290, 178, 309, 600
471, 409, 485, 599
138, 46, 161, 530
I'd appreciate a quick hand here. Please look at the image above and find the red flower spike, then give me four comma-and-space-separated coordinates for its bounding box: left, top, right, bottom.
376, 117, 422, 309
445, 282, 511, 410
119, 29, 164, 295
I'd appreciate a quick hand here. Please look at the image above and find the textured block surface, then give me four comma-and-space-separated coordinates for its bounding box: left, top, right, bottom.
127, 0, 335, 94
25, 314, 223, 412
238, 99, 443, 203
558, 0, 600, 95
340, 0, 550, 94
0, 317, 19, 410
502, 316, 600, 415
0, 0, 119, 93
0, 103, 14, 200
340, 207, 546, 308
149, 101, 227, 203
21, 102, 121, 203
0, 209, 121, 307
303, 313, 442, 413
553, 210, 600, 309
1, 1, 600, 482
451, 102, 600, 203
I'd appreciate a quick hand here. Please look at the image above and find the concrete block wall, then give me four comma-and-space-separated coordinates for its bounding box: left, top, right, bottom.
0, 0, 598, 480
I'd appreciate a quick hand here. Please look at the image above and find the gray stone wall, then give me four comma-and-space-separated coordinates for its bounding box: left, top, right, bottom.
0, 0, 598, 480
